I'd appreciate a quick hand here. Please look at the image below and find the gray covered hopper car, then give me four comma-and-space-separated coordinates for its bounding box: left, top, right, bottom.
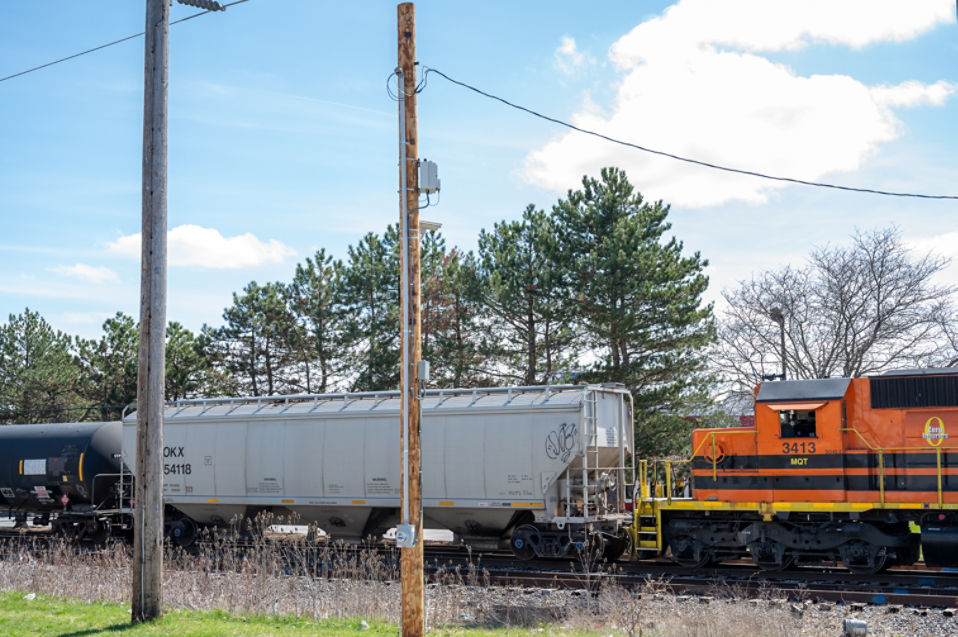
122, 384, 635, 559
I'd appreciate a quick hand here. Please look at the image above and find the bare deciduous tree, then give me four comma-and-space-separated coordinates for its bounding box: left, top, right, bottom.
713, 227, 957, 407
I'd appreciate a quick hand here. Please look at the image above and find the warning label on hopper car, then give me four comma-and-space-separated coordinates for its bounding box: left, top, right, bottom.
366, 477, 395, 495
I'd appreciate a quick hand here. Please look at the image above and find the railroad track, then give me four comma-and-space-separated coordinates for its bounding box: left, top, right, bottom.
423, 550, 958, 608
5, 530, 958, 608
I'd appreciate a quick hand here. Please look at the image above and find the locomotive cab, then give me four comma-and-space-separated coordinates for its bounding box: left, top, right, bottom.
691, 377, 850, 503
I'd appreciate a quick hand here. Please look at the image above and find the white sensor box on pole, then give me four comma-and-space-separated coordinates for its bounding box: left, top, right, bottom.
396, 523, 417, 548
419, 159, 440, 194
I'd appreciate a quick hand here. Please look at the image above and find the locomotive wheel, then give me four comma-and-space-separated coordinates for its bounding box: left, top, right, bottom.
748, 540, 793, 571
839, 541, 887, 574
669, 534, 712, 568
510, 525, 538, 561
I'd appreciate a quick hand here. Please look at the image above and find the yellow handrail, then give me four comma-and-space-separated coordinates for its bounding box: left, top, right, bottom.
938, 447, 943, 508
839, 426, 958, 453
878, 450, 885, 505
842, 426, 956, 504
665, 460, 673, 505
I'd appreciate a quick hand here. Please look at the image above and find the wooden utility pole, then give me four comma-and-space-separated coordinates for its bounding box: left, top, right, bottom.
132, 0, 169, 622
397, 3, 424, 636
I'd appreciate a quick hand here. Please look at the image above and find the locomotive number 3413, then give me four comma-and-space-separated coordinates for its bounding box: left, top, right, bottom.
782, 441, 816, 454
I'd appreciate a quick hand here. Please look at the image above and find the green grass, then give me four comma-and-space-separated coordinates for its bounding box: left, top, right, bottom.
0, 591, 610, 637
0, 591, 393, 636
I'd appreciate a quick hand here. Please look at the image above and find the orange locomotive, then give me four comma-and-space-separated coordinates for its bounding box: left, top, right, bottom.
656, 368, 958, 572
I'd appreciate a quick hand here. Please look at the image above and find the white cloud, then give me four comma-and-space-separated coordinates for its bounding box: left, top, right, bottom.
108, 224, 296, 269
554, 36, 590, 75
610, 0, 954, 62
907, 231, 958, 289
871, 80, 955, 108
56, 312, 115, 327
524, 0, 955, 208
50, 263, 119, 284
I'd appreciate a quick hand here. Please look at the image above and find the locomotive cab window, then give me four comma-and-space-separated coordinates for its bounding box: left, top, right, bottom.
780, 409, 817, 438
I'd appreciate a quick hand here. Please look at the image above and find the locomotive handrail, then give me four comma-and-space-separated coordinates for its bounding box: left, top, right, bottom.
685, 428, 758, 481
838, 426, 958, 451
634, 429, 758, 503
841, 426, 958, 507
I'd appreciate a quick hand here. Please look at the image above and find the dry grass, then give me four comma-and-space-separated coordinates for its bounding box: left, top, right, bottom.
0, 519, 869, 636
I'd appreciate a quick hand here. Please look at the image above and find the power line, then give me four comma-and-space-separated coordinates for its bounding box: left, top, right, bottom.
0, 0, 249, 84
421, 66, 958, 201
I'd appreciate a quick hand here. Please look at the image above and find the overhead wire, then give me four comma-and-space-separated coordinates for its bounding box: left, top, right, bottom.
0, 0, 249, 84
420, 65, 958, 201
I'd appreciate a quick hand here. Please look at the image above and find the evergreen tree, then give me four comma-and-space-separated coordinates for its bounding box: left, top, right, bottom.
205, 281, 297, 396
553, 167, 715, 455
420, 234, 486, 387
338, 227, 400, 391
288, 248, 344, 393
166, 321, 218, 400
0, 309, 82, 423
478, 205, 579, 385
76, 312, 139, 419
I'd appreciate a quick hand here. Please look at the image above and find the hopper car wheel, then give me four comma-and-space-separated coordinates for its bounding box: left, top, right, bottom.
602, 534, 631, 563
168, 518, 198, 548
577, 534, 607, 560
510, 525, 539, 561
839, 541, 887, 574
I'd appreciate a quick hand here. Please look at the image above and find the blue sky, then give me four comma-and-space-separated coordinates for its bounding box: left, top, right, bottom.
1, 0, 956, 339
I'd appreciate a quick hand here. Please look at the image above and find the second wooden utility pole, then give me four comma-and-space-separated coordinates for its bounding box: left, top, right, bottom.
132, 0, 169, 623
397, 3, 424, 636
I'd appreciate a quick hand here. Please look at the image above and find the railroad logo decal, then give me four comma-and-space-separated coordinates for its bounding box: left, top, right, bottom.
923, 416, 948, 446
545, 422, 577, 463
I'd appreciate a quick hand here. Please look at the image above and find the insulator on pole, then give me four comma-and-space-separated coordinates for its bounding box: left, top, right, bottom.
176, 0, 226, 11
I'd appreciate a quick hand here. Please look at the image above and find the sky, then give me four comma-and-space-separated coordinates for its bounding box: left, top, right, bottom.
1, 0, 956, 340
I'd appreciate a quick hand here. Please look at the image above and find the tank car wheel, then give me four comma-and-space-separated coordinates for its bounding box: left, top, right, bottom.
80, 519, 111, 544
839, 541, 887, 574
510, 525, 539, 561
93, 520, 112, 544
669, 535, 712, 568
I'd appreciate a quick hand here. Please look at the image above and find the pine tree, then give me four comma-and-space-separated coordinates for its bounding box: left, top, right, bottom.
338, 227, 400, 391
165, 321, 217, 400
205, 281, 297, 396
420, 234, 486, 388
288, 249, 344, 394
76, 312, 139, 419
478, 205, 580, 385
553, 167, 715, 455
0, 309, 83, 423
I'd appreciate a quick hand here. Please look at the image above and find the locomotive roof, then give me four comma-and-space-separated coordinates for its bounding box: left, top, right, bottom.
877, 367, 958, 377
756, 377, 851, 403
